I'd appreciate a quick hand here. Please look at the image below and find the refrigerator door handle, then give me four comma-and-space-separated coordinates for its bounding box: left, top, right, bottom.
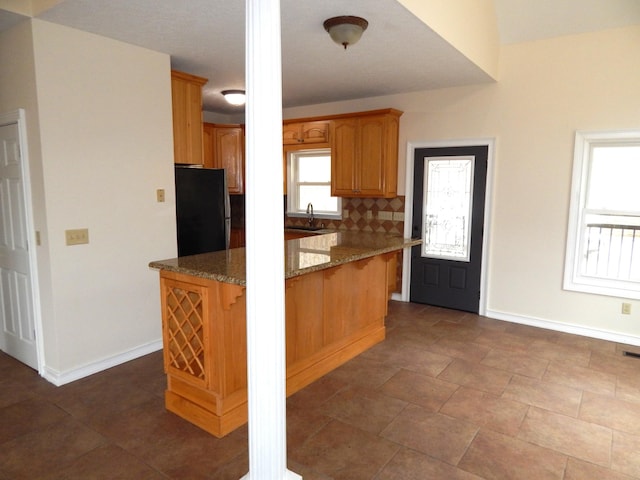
224, 176, 231, 249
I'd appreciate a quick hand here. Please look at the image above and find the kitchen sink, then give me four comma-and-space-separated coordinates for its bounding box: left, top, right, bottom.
286, 226, 325, 231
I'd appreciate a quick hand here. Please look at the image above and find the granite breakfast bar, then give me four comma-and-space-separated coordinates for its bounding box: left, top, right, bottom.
149, 231, 421, 437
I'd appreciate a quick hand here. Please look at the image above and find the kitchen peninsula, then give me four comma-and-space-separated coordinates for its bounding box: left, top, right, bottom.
149, 231, 421, 437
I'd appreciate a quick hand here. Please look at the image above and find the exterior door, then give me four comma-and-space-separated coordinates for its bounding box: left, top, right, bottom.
410, 145, 488, 313
0, 121, 38, 369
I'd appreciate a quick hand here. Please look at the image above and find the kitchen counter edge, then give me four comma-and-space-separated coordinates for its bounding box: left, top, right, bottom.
149, 232, 421, 286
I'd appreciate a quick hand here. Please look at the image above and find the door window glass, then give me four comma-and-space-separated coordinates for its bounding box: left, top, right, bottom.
421, 156, 474, 261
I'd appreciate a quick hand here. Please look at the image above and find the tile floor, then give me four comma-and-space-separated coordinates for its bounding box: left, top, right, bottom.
2, 301, 640, 479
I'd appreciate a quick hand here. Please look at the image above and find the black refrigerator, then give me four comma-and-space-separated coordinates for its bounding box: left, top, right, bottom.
175, 165, 230, 256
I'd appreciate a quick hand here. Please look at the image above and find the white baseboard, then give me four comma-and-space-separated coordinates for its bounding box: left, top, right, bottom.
42, 340, 163, 386
486, 309, 640, 347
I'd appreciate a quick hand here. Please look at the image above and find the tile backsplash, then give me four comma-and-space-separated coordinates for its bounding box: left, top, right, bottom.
284, 196, 407, 235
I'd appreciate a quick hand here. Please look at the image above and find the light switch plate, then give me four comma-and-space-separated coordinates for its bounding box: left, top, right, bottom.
393, 212, 404, 221
156, 189, 165, 202
65, 228, 89, 246
378, 211, 393, 221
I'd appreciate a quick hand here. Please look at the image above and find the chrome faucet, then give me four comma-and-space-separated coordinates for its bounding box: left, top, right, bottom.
306, 202, 314, 227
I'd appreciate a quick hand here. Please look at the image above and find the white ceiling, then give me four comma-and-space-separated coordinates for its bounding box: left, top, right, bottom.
2, 0, 640, 115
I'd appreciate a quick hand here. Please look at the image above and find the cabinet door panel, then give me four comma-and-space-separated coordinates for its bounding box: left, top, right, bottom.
301, 121, 329, 144
214, 127, 244, 194
282, 124, 301, 144
330, 118, 358, 196
358, 116, 386, 195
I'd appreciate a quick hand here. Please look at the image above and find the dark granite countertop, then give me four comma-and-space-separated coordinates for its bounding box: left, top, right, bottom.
149, 231, 421, 286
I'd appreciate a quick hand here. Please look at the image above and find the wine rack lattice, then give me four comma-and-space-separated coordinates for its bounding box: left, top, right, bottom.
165, 286, 205, 381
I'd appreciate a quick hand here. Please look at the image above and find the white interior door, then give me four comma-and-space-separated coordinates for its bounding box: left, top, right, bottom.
0, 120, 38, 369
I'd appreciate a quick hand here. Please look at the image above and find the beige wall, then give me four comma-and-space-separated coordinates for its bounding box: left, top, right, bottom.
285, 25, 640, 341
2, 19, 177, 382
397, 0, 500, 79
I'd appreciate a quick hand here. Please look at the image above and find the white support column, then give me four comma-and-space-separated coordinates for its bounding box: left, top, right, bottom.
242, 0, 301, 479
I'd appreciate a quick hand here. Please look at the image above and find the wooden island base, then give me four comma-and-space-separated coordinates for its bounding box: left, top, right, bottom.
159, 252, 396, 437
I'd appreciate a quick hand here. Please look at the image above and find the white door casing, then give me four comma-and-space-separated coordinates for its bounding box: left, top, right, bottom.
0, 109, 41, 370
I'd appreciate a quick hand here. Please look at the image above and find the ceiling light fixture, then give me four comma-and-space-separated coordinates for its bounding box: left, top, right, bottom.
221, 90, 246, 106
323, 16, 368, 50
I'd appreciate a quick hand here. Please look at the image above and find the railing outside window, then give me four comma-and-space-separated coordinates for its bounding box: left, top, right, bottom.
584, 223, 640, 281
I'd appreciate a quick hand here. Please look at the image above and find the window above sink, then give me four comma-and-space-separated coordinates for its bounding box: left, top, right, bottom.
286, 148, 342, 220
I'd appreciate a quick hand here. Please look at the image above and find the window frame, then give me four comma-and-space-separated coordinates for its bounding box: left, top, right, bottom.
563, 129, 640, 300
286, 148, 342, 219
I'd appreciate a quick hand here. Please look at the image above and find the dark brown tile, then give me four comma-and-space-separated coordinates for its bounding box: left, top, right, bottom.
380, 404, 478, 465
542, 361, 616, 395
290, 420, 400, 480
360, 339, 453, 377
437, 359, 513, 396
87, 396, 207, 461
527, 339, 591, 367
0, 397, 69, 444
42, 444, 166, 480
426, 336, 491, 363
590, 350, 640, 378
615, 374, 640, 404
51, 373, 160, 423
458, 429, 567, 480
148, 427, 247, 479
502, 374, 582, 417
611, 430, 640, 478
472, 330, 531, 354
580, 391, 640, 434
565, 457, 637, 480
423, 320, 485, 342
325, 354, 400, 389
440, 386, 529, 437
379, 368, 458, 411
0, 417, 108, 480
318, 385, 407, 434
503, 323, 559, 342
287, 375, 348, 410
480, 348, 549, 379
518, 406, 612, 466
554, 332, 617, 355
287, 405, 332, 451
376, 447, 484, 480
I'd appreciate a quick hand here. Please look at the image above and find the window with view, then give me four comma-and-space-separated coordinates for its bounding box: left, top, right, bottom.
564, 130, 640, 300
286, 148, 341, 219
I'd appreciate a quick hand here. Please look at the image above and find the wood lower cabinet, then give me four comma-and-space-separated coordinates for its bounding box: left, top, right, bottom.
203, 123, 244, 194
229, 228, 245, 248
158, 253, 395, 437
171, 70, 207, 165
331, 109, 402, 198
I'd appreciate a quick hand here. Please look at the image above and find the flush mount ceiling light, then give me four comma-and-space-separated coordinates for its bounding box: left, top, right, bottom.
323, 16, 368, 50
221, 90, 246, 106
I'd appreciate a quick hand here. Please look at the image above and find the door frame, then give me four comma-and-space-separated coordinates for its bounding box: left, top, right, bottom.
401, 138, 495, 316
0, 109, 44, 373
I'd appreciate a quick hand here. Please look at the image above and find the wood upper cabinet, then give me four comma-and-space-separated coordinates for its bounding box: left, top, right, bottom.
283, 120, 329, 145
203, 123, 245, 195
171, 70, 207, 165
330, 109, 402, 198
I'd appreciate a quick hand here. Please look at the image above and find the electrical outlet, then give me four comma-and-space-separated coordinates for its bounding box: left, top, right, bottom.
392, 212, 404, 221
156, 189, 165, 202
622, 303, 632, 315
366, 210, 373, 220
342, 209, 349, 219
65, 228, 89, 246
378, 211, 393, 221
